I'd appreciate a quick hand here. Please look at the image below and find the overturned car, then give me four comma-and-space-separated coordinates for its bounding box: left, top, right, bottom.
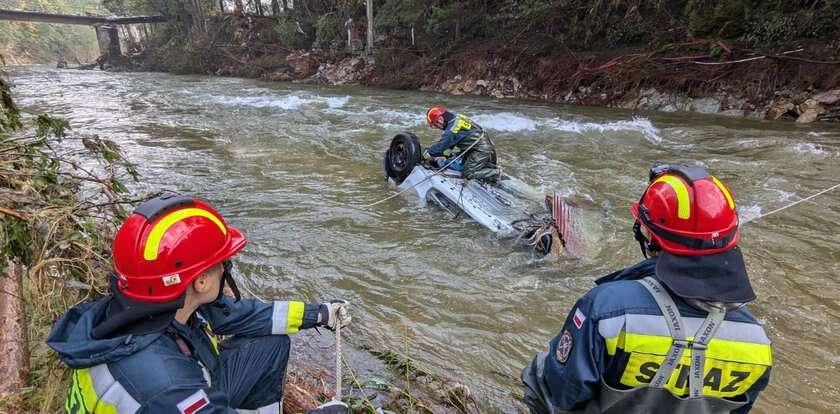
382, 132, 579, 256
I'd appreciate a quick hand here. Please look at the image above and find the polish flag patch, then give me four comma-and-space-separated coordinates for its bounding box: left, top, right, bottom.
177, 389, 210, 414
572, 308, 586, 329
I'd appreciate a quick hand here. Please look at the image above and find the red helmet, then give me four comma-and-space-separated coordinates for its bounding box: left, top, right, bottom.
112, 195, 246, 303
631, 164, 739, 256
426, 106, 446, 126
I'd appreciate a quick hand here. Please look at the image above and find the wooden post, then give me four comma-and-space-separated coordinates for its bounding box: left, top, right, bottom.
366, 0, 373, 51
0, 260, 28, 399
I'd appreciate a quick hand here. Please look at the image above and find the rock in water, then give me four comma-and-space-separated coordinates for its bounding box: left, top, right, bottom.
765, 101, 795, 120
689, 97, 721, 114
796, 99, 826, 123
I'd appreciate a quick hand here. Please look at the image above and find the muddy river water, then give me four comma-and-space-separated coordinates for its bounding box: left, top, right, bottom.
9, 66, 840, 413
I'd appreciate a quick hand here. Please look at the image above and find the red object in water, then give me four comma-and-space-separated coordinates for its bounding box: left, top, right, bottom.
550, 194, 580, 256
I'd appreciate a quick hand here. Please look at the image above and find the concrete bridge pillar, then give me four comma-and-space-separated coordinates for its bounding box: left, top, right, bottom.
94, 24, 121, 67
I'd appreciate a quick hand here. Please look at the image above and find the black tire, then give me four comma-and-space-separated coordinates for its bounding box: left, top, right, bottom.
535, 233, 553, 256
383, 132, 422, 185
383, 149, 396, 182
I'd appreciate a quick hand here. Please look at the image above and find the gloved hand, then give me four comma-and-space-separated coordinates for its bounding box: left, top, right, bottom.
306, 399, 349, 414
432, 157, 447, 168
318, 300, 351, 330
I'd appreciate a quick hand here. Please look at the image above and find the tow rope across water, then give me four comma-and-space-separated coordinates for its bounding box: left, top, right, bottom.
741, 182, 840, 225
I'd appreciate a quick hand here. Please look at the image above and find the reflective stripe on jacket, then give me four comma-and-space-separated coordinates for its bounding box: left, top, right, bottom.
49, 295, 320, 413
521, 258, 772, 414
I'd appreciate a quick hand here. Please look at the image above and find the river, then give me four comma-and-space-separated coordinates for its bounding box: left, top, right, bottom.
9, 65, 840, 413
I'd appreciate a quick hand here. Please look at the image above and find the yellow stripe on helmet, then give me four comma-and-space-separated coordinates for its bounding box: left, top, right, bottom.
143, 208, 227, 261
652, 175, 691, 219
711, 176, 736, 210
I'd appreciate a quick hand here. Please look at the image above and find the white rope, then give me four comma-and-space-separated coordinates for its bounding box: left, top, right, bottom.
365, 134, 484, 208
334, 321, 342, 401
741, 182, 840, 225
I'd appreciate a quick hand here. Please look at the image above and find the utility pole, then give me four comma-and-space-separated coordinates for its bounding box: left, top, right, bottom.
345, 18, 353, 51
366, 0, 373, 52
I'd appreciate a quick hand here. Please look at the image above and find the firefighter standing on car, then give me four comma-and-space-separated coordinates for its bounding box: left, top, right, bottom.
522, 164, 773, 414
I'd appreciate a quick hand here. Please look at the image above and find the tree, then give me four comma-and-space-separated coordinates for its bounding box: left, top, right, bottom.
365, 0, 373, 51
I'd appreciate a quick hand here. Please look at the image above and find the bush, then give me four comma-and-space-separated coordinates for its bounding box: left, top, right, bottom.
424, 3, 457, 38
275, 17, 312, 50
375, 0, 426, 30
315, 14, 341, 48
742, 11, 800, 46
606, 15, 654, 47
686, 0, 748, 38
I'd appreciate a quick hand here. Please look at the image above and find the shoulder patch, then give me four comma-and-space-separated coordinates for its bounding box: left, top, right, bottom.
573, 307, 586, 329
556, 329, 573, 364
177, 389, 210, 414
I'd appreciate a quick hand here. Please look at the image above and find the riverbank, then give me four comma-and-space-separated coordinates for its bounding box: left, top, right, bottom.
124, 14, 840, 124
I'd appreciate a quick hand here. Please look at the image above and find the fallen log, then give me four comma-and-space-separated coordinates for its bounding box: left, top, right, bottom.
0, 259, 28, 399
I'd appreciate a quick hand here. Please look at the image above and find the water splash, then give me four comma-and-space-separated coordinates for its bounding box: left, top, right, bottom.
543, 117, 662, 145
474, 113, 661, 144
738, 204, 763, 223
326, 96, 351, 109
211, 93, 350, 110
472, 112, 538, 132
791, 142, 826, 156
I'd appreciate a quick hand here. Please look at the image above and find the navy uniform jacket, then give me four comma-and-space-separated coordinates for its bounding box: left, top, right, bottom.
48, 294, 320, 413
424, 113, 486, 158
522, 258, 773, 414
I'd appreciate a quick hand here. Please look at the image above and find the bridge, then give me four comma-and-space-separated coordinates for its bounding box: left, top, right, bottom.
0, 9, 168, 25
0, 9, 172, 66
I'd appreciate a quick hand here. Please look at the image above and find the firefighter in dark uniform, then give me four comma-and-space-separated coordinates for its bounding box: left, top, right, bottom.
423, 106, 501, 182
522, 164, 773, 414
48, 195, 352, 414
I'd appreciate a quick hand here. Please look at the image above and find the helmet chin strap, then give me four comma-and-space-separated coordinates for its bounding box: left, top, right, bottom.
633, 220, 660, 259
213, 260, 241, 316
